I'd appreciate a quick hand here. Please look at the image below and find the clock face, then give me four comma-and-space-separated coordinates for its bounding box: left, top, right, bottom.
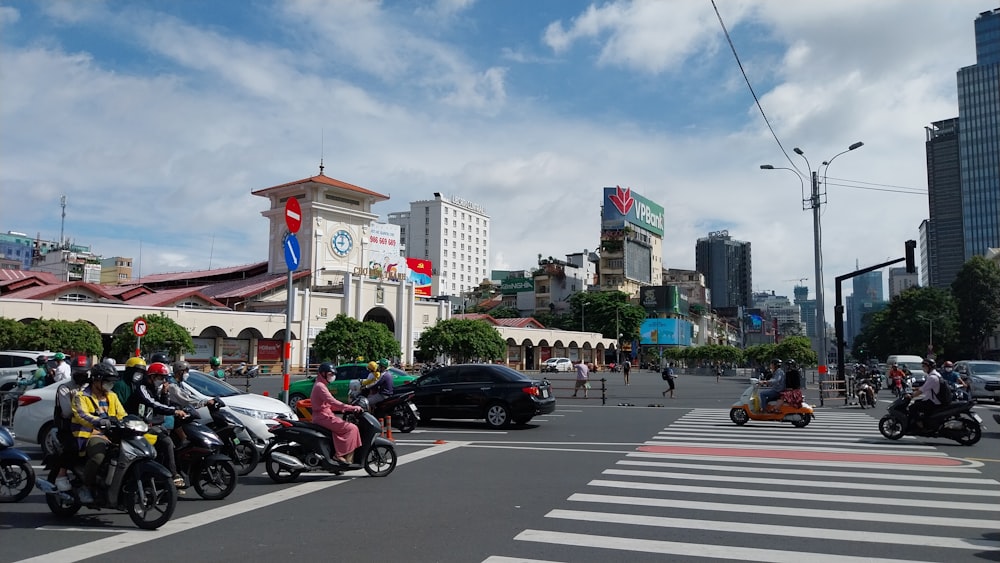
331, 229, 353, 257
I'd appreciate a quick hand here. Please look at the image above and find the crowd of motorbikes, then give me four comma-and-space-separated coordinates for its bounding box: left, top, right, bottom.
0, 367, 407, 530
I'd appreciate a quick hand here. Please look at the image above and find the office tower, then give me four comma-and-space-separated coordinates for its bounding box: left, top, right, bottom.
695, 230, 752, 310
924, 118, 964, 288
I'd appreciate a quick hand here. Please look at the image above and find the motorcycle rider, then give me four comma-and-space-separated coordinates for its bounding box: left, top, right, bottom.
887, 361, 905, 395
125, 362, 187, 487
939, 361, 966, 392
71, 362, 128, 503
208, 356, 225, 379
52, 352, 72, 384
909, 358, 942, 429
758, 359, 786, 412
311, 362, 363, 464
114, 356, 147, 405
361, 359, 394, 409
28, 354, 50, 388
52, 365, 92, 492
166, 360, 216, 447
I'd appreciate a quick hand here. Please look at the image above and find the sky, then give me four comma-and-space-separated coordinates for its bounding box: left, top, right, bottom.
0, 0, 994, 319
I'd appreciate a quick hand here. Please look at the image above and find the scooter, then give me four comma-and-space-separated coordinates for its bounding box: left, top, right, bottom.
855, 377, 876, 409
36, 415, 178, 530
263, 407, 397, 482
0, 425, 35, 503
348, 380, 420, 433
205, 399, 259, 476
172, 409, 238, 500
878, 394, 982, 445
730, 382, 814, 427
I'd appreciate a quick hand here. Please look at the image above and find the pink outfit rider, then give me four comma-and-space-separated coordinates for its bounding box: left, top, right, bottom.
311, 379, 361, 458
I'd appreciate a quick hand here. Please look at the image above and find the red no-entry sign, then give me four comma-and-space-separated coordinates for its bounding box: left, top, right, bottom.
133, 318, 148, 337
285, 198, 301, 234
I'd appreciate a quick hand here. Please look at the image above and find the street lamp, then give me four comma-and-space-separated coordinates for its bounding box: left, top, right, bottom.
917, 314, 935, 357
581, 301, 586, 333
761, 141, 863, 378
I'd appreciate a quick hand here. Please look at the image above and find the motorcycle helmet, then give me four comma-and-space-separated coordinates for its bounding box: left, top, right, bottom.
769, 358, 782, 367
317, 362, 336, 381
921, 358, 936, 369
378, 359, 390, 371
367, 361, 379, 373
91, 362, 119, 391
125, 356, 146, 369
53, 352, 66, 361
102, 357, 116, 366
72, 368, 91, 386
209, 356, 221, 368
173, 360, 190, 378
147, 362, 170, 384
150, 352, 170, 364
36, 354, 47, 366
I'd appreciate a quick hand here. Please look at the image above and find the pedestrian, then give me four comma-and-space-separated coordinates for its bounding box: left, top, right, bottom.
572, 360, 589, 398
623, 358, 631, 385
716, 363, 723, 383
662, 363, 676, 398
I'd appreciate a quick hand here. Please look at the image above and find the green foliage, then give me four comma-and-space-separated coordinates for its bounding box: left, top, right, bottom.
773, 336, 818, 367
571, 290, 644, 341
951, 256, 1000, 358
15, 318, 103, 356
416, 318, 505, 363
313, 314, 401, 364
744, 344, 777, 367
852, 286, 958, 360
532, 310, 571, 331
488, 306, 520, 319
0, 318, 24, 350
109, 313, 194, 360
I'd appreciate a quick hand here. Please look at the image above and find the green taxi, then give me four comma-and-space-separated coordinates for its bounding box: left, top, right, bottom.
287, 363, 417, 404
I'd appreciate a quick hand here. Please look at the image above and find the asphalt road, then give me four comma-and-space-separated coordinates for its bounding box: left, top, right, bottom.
2, 370, 999, 563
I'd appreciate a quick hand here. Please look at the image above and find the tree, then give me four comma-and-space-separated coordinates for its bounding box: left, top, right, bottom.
416, 318, 506, 363
0, 318, 24, 350
773, 336, 818, 367
488, 306, 520, 319
951, 256, 1000, 358
313, 314, 401, 364
571, 290, 645, 342
18, 318, 103, 356
109, 313, 194, 360
744, 344, 777, 368
852, 286, 958, 361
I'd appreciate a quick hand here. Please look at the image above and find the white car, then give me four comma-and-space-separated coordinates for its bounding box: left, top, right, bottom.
12, 369, 295, 455
542, 357, 573, 373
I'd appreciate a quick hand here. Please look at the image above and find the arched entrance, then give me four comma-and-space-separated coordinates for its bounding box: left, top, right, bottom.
363, 307, 395, 334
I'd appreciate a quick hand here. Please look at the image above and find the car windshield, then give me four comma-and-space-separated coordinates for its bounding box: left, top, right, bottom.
899, 362, 924, 372
970, 362, 1000, 375
185, 370, 242, 397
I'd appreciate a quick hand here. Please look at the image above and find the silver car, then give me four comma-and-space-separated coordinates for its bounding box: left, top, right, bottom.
956, 360, 1000, 402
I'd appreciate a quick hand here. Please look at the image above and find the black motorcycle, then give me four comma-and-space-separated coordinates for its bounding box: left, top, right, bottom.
878, 395, 983, 445
263, 408, 396, 482
350, 382, 420, 433
37, 415, 178, 529
205, 399, 260, 476
0, 425, 34, 503
173, 410, 238, 500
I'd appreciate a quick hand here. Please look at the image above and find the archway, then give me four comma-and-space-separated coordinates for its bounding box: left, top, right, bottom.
362, 307, 395, 334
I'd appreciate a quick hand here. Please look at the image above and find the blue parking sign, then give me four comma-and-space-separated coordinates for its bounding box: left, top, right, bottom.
283, 233, 300, 271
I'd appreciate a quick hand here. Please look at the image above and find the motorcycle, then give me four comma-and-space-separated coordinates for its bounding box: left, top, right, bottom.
0, 425, 35, 503
172, 409, 238, 500
878, 394, 983, 445
36, 415, 178, 530
205, 399, 260, 476
263, 407, 397, 482
730, 381, 814, 427
349, 380, 420, 433
855, 377, 876, 409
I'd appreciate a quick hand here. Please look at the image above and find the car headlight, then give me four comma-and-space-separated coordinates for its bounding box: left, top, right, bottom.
230, 406, 282, 420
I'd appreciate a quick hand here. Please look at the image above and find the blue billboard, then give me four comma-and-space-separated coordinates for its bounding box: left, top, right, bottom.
640, 318, 692, 346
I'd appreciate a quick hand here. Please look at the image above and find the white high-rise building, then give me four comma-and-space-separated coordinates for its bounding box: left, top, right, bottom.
388, 192, 490, 297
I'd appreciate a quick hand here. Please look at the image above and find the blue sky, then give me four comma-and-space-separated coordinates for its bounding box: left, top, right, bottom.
0, 0, 993, 315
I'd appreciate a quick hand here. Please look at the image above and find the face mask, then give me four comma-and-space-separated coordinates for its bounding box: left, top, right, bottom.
944, 367, 953, 372
101, 381, 115, 392
152, 377, 165, 386
321, 373, 336, 382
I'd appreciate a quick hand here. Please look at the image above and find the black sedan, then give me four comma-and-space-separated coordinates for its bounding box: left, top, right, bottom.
401, 364, 555, 428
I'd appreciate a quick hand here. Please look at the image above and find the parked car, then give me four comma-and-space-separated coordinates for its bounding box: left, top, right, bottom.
12, 369, 296, 455
286, 363, 417, 404
401, 364, 555, 428
541, 357, 572, 373
955, 360, 1000, 402
0, 350, 52, 391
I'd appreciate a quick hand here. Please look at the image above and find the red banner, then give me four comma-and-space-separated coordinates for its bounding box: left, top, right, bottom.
256, 339, 283, 362
406, 257, 433, 296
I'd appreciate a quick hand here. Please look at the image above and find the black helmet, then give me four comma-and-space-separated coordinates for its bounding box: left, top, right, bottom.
921, 358, 936, 369
784, 359, 798, 369
91, 362, 119, 383
318, 362, 335, 375
36, 355, 47, 366
150, 352, 170, 364
770, 358, 782, 367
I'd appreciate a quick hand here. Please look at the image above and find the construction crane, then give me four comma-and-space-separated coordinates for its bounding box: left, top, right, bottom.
783, 278, 809, 285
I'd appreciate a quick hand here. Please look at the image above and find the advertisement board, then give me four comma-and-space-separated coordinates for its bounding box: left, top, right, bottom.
256, 339, 283, 362
624, 240, 652, 284
640, 318, 693, 346
640, 286, 690, 315
221, 338, 250, 362
601, 185, 664, 237
366, 223, 403, 278
406, 257, 433, 296
188, 338, 216, 362
500, 277, 534, 294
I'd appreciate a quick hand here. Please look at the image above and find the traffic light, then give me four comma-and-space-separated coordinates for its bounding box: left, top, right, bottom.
905, 240, 916, 274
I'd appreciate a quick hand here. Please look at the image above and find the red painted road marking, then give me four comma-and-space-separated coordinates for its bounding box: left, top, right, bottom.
637, 444, 966, 466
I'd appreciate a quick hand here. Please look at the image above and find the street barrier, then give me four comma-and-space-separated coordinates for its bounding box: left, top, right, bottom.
818, 378, 848, 407
543, 375, 607, 405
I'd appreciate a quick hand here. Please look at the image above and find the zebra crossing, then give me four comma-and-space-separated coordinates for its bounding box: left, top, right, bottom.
484, 408, 1000, 563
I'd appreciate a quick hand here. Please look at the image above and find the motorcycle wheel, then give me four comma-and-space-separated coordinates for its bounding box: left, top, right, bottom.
954, 419, 982, 446
729, 408, 749, 426
125, 471, 177, 530
264, 442, 303, 483
393, 407, 417, 433
44, 468, 80, 517
192, 459, 237, 500
230, 440, 261, 476
0, 459, 35, 503
879, 416, 905, 440
791, 414, 812, 428
364, 444, 397, 477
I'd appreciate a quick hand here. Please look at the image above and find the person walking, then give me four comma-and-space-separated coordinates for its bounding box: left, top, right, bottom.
662, 363, 676, 398
572, 360, 589, 398
622, 358, 631, 386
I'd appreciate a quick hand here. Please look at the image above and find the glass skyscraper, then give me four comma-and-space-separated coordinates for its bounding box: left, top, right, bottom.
957, 9, 1000, 259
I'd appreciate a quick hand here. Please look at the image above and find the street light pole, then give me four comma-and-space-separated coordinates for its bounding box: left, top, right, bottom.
918, 314, 935, 356
581, 302, 586, 333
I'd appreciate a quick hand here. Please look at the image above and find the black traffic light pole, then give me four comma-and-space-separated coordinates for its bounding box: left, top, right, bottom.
833, 240, 917, 381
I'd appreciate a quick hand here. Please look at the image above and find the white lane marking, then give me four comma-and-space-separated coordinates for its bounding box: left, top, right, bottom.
34, 527, 129, 533
588, 479, 1000, 512
569, 493, 1000, 530
603, 468, 999, 497
14, 442, 466, 563
482, 557, 562, 563
615, 459, 1000, 485
408, 429, 507, 434
626, 451, 984, 471
648, 435, 938, 450
547, 509, 1000, 551
514, 529, 929, 563
643, 440, 948, 456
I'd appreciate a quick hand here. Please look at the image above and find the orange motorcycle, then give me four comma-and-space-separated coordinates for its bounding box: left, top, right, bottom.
729, 381, 813, 427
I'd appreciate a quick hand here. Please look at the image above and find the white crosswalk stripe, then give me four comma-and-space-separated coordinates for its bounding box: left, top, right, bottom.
484, 408, 1000, 562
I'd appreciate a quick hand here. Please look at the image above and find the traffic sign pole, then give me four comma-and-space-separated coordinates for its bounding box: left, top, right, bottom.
283, 269, 292, 405
280, 197, 300, 405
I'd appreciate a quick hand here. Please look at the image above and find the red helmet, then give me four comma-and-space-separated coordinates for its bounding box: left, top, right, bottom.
147, 362, 170, 377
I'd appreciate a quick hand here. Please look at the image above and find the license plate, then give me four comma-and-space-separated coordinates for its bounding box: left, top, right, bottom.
973, 414, 983, 423
232, 438, 240, 445
542, 388, 549, 398
408, 403, 418, 413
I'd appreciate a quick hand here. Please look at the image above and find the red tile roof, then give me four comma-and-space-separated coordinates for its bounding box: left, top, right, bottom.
2, 281, 119, 301
120, 286, 225, 308
452, 313, 546, 329
251, 173, 389, 200
0, 269, 60, 286
135, 262, 268, 285
199, 270, 313, 301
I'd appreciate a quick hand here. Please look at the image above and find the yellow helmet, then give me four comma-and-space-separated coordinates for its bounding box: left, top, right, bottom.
125, 357, 147, 369
367, 361, 378, 372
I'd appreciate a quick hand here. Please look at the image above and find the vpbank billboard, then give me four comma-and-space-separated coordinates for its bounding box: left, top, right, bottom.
602, 185, 664, 237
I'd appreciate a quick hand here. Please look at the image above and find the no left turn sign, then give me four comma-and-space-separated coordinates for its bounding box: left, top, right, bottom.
133, 318, 148, 337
